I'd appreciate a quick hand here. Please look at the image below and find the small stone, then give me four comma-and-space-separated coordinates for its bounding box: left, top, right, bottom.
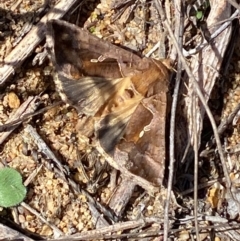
40, 224, 53, 236
8, 92, 20, 109
19, 214, 25, 223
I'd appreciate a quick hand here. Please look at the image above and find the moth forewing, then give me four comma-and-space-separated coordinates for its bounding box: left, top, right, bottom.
47, 19, 145, 79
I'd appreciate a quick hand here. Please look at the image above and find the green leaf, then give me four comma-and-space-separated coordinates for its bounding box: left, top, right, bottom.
89, 26, 96, 33
0, 167, 26, 208
196, 11, 203, 20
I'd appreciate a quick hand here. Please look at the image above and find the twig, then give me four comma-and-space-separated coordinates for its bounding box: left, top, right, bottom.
81, 189, 117, 223
165, 0, 183, 239
0, 101, 62, 132
24, 164, 43, 186
46, 217, 162, 241
108, 176, 136, 217
145, 41, 160, 57
24, 124, 68, 175
0, 222, 35, 241
96, 141, 159, 193
179, 214, 228, 223
87, 202, 110, 228
169, 0, 182, 61
0, 0, 78, 85
200, 93, 240, 156
227, 0, 240, 11
0, 96, 39, 144
193, 95, 200, 241
21, 202, 64, 238
42, 219, 240, 241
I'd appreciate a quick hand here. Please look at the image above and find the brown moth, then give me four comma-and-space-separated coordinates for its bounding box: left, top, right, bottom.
46, 19, 169, 187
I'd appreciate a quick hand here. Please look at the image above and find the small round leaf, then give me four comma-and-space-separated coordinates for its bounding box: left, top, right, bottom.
196, 11, 203, 20
0, 167, 26, 208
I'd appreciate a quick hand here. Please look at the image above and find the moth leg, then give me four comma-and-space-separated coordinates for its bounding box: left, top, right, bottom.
89, 55, 106, 63
97, 55, 107, 62
75, 149, 110, 194
86, 161, 110, 194
117, 60, 125, 77
74, 150, 90, 183
89, 55, 129, 77
116, 52, 135, 77
95, 54, 128, 77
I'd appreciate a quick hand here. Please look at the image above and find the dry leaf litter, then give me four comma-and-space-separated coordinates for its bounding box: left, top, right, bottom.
1, 0, 240, 240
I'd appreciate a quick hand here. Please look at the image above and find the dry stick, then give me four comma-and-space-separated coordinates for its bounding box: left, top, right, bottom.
169, 0, 182, 61
96, 141, 159, 193
103, 223, 237, 240
154, 0, 233, 240
167, 0, 183, 238
179, 214, 228, 224
0, 96, 39, 144
81, 189, 116, 223
87, 201, 110, 228
146, 41, 160, 57
45, 220, 240, 241
227, 0, 240, 11
24, 124, 68, 175
24, 164, 43, 187
24, 123, 112, 230
216, 103, 240, 140
170, 222, 240, 237
0, 101, 62, 132
0, 0, 78, 85
21, 202, 63, 238
193, 95, 200, 241
0, 223, 34, 241
221, 19, 239, 77
180, 177, 225, 196
47, 217, 162, 241
24, 126, 112, 229
200, 25, 240, 155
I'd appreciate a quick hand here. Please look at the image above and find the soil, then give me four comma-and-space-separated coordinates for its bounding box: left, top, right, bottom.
0, 0, 240, 240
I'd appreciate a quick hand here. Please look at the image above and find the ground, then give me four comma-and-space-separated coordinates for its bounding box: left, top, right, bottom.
0, 0, 240, 240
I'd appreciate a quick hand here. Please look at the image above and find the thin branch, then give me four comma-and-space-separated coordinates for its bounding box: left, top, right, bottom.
227, 0, 240, 11
193, 95, 200, 240
45, 218, 162, 241
0, 0, 78, 85
21, 202, 63, 238
0, 96, 39, 144
164, 0, 184, 240
0, 101, 62, 132
24, 124, 68, 175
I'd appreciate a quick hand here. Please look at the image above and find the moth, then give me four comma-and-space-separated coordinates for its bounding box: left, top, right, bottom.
46, 19, 169, 188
